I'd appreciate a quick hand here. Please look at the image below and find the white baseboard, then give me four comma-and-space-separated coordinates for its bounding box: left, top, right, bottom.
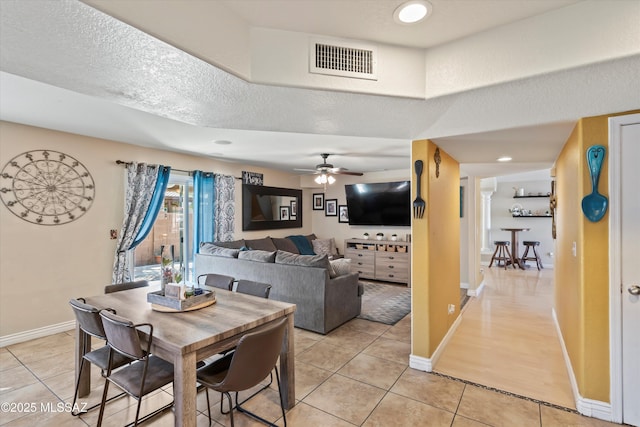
409, 310, 463, 372
551, 308, 613, 422
0, 321, 75, 348
467, 280, 485, 297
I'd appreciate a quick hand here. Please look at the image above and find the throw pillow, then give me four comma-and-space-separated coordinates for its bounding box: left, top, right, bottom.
199, 243, 240, 258
238, 249, 276, 263
245, 237, 277, 252
329, 258, 352, 278
312, 239, 333, 257
275, 251, 329, 269
212, 239, 246, 249
272, 237, 299, 254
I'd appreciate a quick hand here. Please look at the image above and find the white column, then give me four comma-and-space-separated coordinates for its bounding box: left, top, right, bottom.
481, 191, 494, 252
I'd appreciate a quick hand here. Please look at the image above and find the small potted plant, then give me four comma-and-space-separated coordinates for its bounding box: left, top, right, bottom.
376, 232, 384, 241
363, 232, 369, 240
391, 233, 398, 241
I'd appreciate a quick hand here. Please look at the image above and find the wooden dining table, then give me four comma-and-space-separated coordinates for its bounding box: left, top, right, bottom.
501, 227, 530, 269
76, 285, 296, 427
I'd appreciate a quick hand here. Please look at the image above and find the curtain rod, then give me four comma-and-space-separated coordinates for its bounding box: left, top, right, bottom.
115, 160, 242, 179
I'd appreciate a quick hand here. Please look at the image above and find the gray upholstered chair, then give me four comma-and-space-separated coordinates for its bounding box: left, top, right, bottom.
68, 298, 131, 416
197, 273, 234, 291
197, 318, 288, 427
104, 280, 149, 294
235, 280, 272, 299
97, 310, 174, 427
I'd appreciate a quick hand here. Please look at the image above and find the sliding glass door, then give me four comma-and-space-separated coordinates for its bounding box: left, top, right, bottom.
133, 172, 194, 282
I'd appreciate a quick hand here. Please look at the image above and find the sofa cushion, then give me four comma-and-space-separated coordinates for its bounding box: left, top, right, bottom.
213, 239, 246, 249
238, 249, 276, 263
329, 258, 352, 278
245, 237, 277, 252
272, 237, 299, 254
275, 251, 330, 269
200, 243, 240, 258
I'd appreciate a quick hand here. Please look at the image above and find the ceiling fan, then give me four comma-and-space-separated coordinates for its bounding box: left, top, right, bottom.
294, 153, 363, 185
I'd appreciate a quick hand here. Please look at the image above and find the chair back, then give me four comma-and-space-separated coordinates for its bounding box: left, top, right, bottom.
99, 310, 147, 360
197, 273, 234, 291
220, 318, 286, 392
104, 280, 149, 294
69, 298, 107, 340
235, 280, 272, 299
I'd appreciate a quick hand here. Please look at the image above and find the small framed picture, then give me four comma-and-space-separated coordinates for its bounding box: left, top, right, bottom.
325, 199, 337, 216
290, 200, 297, 218
279, 206, 290, 220
313, 193, 324, 210
338, 205, 349, 223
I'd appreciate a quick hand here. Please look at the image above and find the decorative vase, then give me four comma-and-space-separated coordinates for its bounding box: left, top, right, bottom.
376, 234, 384, 241
391, 235, 398, 241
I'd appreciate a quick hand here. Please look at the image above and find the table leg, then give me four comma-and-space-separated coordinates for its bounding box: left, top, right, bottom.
75, 323, 91, 397
280, 314, 296, 409
173, 351, 197, 427
511, 231, 524, 269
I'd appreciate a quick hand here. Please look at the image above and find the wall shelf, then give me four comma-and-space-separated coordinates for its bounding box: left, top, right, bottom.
512, 215, 552, 218
513, 195, 550, 198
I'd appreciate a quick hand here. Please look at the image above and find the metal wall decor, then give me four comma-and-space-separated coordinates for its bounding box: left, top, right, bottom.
581, 145, 608, 222
0, 150, 95, 225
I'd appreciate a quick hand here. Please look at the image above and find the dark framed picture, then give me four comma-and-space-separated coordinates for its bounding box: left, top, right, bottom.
313, 193, 324, 210
290, 200, 297, 218
338, 205, 349, 223
279, 206, 290, 220
325, 199, 337, 216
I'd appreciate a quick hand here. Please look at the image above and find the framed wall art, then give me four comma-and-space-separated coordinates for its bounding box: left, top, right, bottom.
313, 193, 324, 210
325, 199, 337, 216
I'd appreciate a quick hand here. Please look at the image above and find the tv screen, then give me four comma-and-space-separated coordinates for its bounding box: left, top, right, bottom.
345, 181, 411, 226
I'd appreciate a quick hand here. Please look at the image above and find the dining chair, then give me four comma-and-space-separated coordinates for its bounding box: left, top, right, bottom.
235, 280, 272, 299
104, 280, 149, 294
96, 310, 174, 427
197, 318, 288, 427
68, 298, 131, 416
197, 273, 234, 291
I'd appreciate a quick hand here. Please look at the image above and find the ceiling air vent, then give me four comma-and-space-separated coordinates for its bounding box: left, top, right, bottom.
309, 39, 377, 81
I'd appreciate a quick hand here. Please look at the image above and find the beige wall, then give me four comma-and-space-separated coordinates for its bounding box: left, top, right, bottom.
411, 140, 460, 357
0, 121, 310, 337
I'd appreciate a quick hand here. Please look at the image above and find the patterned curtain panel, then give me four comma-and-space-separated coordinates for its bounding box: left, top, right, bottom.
112, 163, 168, 283
192, 171, 215, 258
213, 174, 235, 242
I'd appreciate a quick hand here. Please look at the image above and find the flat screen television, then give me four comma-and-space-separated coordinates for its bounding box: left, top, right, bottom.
344, 181, 411, 226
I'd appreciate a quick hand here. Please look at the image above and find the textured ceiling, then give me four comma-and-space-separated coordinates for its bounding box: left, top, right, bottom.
1, 0, 639, 177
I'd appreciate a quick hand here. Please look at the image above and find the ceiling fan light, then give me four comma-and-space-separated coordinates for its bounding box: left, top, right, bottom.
315, 174, 328, 184
327, 175, 336, 184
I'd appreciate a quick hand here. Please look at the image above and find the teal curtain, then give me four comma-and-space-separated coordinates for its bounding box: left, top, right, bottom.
129, 165, 171, 249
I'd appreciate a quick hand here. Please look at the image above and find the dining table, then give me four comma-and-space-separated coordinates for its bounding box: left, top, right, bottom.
76, 284, 296, 427
501, 227, 530, 269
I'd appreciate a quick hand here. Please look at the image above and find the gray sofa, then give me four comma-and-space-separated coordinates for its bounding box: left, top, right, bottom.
194, 250, 362, 334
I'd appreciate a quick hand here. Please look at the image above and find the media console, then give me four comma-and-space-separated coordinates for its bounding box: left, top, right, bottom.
344, 239, 411, 286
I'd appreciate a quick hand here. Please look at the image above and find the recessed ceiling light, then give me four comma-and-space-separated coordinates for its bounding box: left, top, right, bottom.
213, 140, 232, 145
497, 156, 512, 162
393, 0, 432, 24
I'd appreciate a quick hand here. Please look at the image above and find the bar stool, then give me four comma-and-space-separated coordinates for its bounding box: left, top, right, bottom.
489, 241, 513, 269
521, 241, 543, 270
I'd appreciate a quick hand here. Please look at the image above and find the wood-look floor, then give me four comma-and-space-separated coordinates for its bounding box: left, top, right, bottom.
434, 266, 576, 409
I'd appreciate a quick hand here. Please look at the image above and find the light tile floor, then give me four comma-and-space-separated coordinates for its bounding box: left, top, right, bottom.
0, 312, 621, 426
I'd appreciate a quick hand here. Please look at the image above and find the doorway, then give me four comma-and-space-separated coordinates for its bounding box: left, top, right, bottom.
609, 113, 640, 426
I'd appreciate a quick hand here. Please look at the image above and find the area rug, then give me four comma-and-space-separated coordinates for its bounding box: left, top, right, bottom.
358, 281, 411, 325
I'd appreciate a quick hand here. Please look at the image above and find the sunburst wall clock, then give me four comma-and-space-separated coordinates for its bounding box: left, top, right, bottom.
0, 150, 95, 225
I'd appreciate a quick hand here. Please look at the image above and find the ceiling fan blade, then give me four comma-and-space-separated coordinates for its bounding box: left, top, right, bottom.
334, 170, 364, 176
293, 168, 319, 173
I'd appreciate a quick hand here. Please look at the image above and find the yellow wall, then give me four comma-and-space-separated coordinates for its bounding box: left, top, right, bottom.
411, 140, 460, 357
0, 121, 310, 337
554, 110, 638, 402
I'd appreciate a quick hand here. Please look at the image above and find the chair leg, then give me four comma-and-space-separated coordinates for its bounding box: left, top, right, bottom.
533, 246, 543, 270
96, 378, 110, 427
204, 388, 212, 425
234, 368, 284, 427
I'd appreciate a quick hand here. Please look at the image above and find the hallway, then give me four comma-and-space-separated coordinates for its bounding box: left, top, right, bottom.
434, 267, 575, 409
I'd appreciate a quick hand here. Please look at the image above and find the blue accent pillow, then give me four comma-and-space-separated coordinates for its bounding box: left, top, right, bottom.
287, 235, 315, 255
